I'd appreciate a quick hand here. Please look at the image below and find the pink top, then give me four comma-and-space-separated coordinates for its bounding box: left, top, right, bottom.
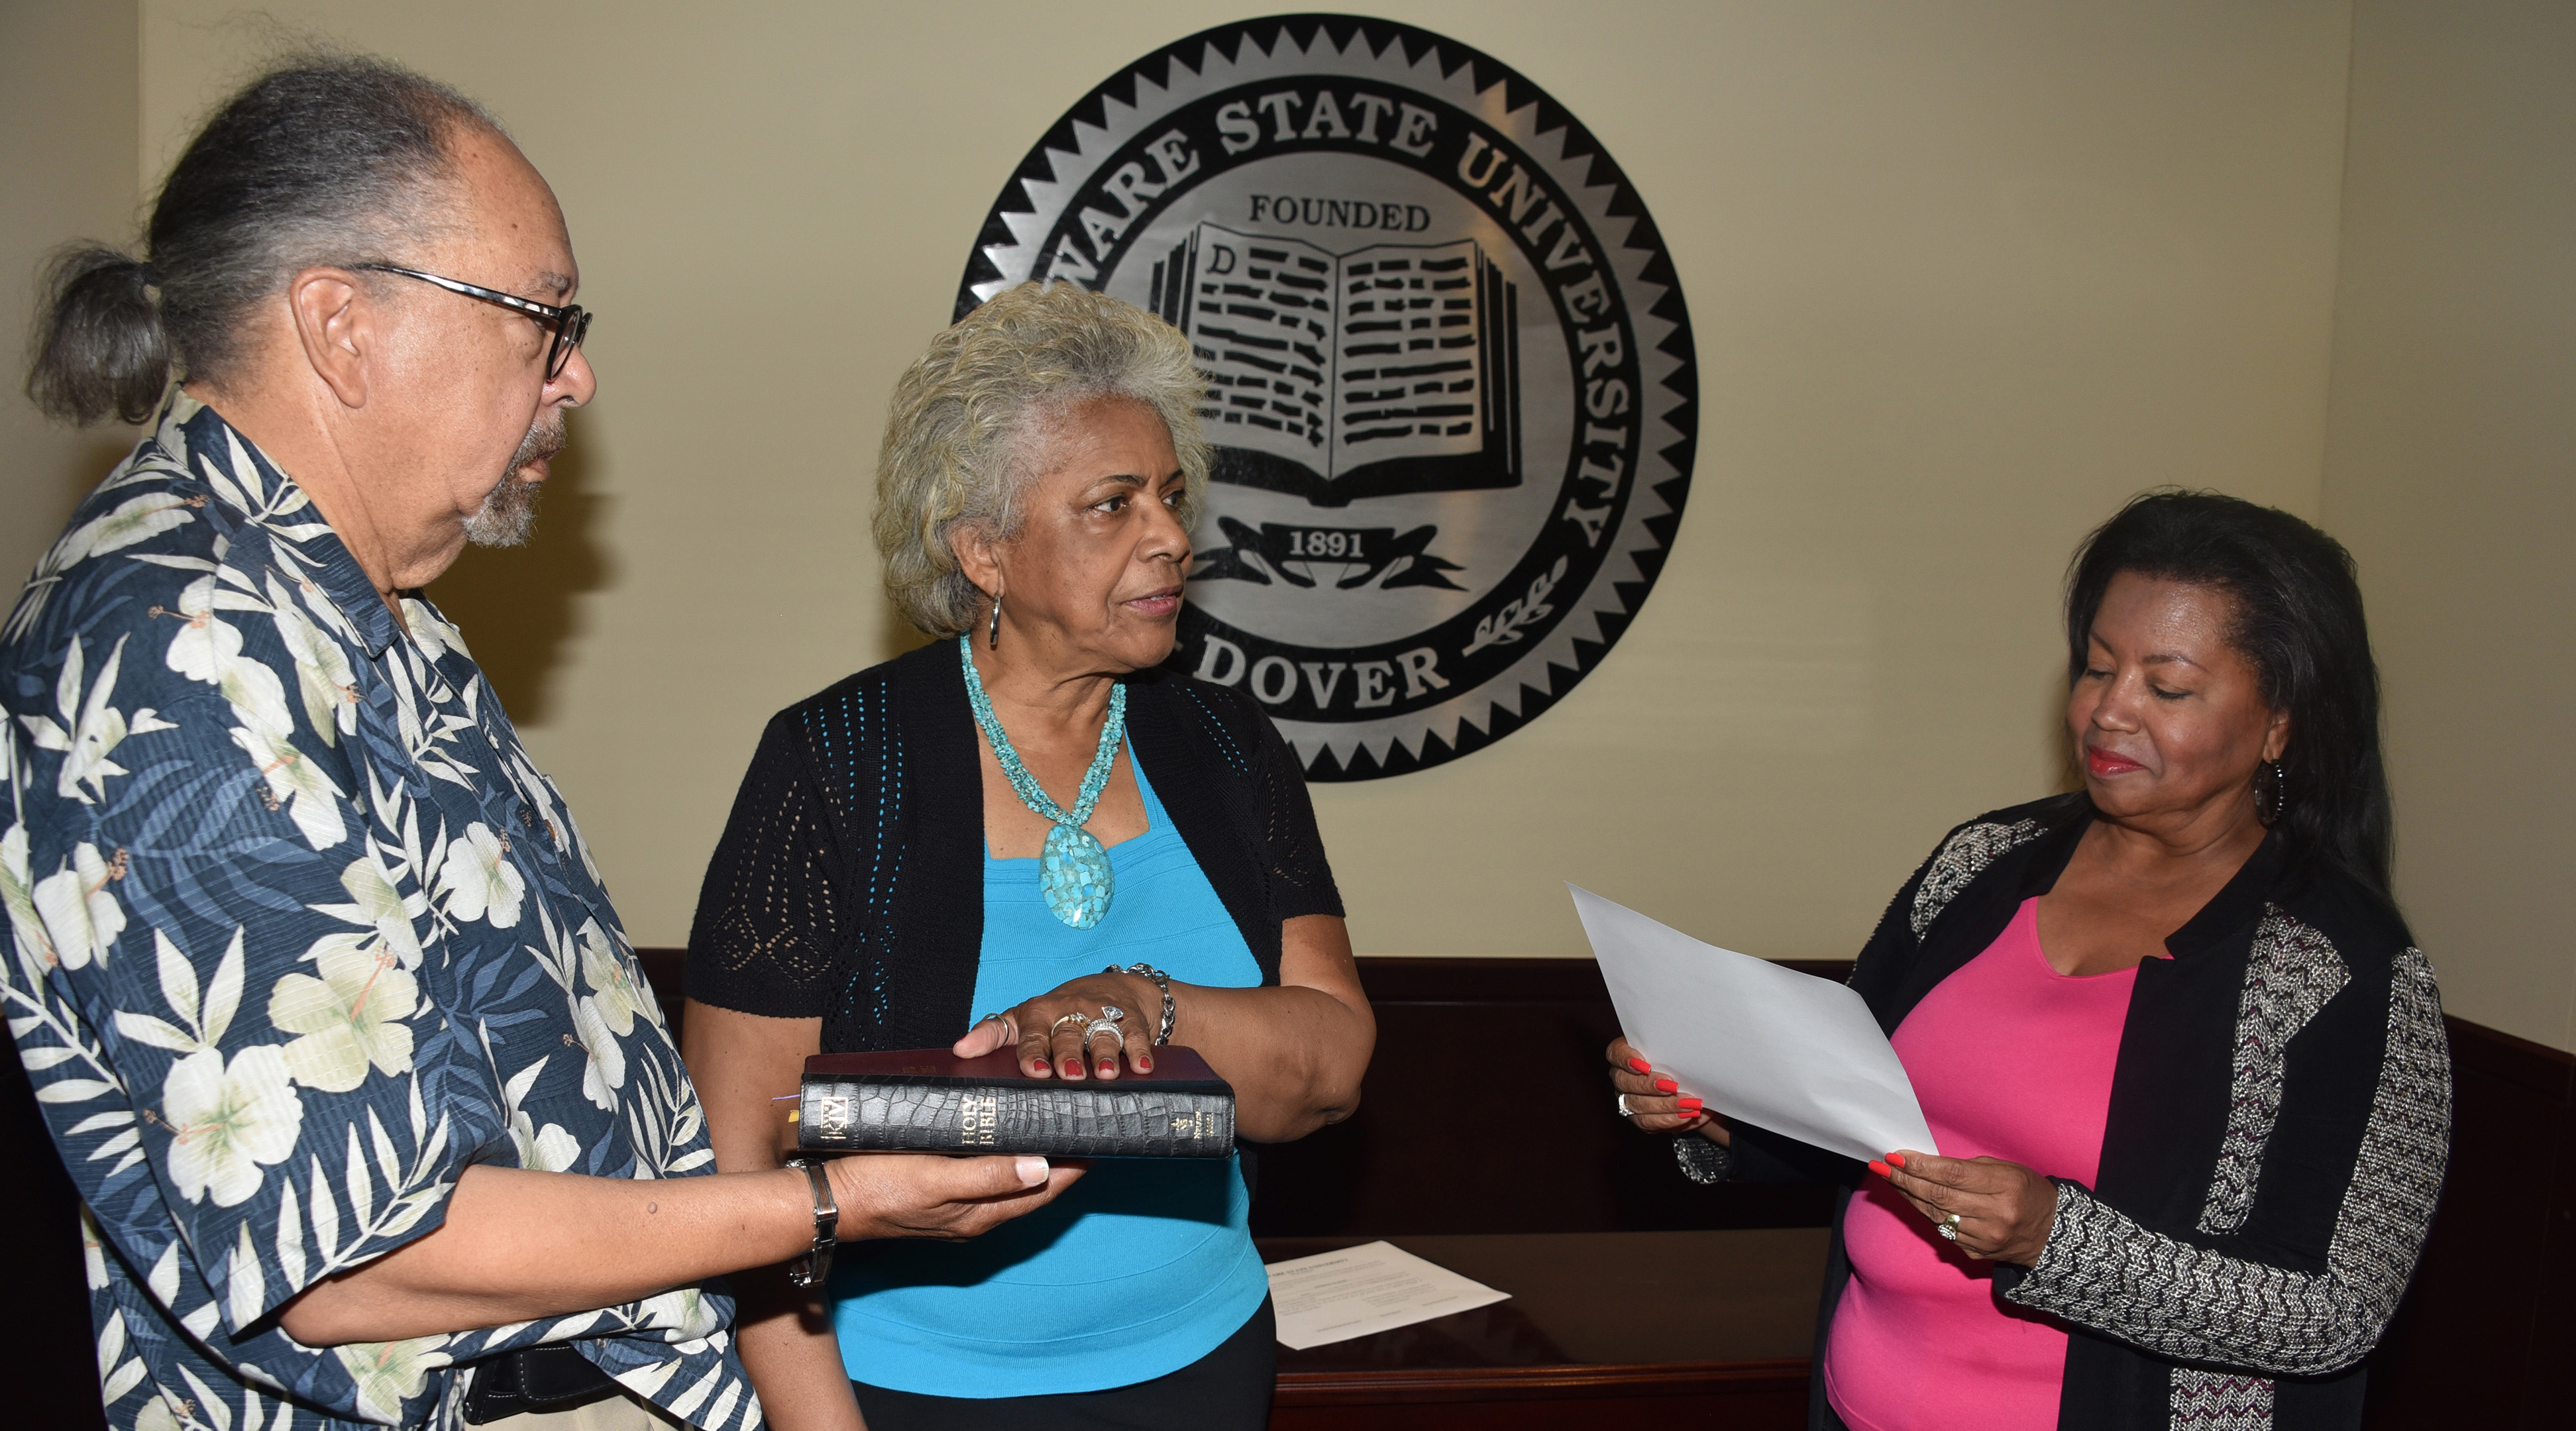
1823, 898, 2139, 1431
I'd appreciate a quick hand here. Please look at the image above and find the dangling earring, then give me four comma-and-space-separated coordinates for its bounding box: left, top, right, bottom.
987, 593, 1002, 651
2255, 759, 2287, 825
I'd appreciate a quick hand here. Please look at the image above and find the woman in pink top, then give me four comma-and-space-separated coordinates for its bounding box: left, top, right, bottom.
1607, 493, 2449, 1431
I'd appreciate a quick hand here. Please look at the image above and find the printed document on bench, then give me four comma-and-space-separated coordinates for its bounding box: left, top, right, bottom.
1265, 1241, 1511, 1350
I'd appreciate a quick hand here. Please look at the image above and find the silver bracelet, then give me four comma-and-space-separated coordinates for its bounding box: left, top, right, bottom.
1107, 963, 1176, 1046
785, 1158, 837, 1288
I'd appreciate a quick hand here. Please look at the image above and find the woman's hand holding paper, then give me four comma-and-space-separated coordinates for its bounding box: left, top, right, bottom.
1605, 1035, 1728, 1145
1871, 1151, 2057, 1264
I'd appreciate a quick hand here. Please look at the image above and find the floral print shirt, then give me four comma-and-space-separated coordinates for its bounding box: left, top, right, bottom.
1, 392, 756, 1430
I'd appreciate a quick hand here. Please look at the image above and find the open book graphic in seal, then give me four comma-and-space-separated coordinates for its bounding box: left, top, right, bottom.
956, 17, 1697, 780
1149, 222, 1522, 509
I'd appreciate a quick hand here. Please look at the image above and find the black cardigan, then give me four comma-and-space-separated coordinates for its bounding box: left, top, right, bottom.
686, 641, 1343, 1053
1686, 794, 2450, 1431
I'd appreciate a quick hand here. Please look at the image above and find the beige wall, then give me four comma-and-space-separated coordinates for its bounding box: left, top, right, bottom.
1, 3, 140, 589
17, 3, 2557, 1044
2318, 0, 2576, 1051
115, 1, 2355, 965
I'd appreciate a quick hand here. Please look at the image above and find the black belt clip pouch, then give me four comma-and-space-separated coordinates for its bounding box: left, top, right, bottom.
460, 1342, 621, 1424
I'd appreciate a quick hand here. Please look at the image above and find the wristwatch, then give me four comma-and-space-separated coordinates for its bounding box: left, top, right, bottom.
1106, 963, 1177, 1045
785, 1158, 837, 1289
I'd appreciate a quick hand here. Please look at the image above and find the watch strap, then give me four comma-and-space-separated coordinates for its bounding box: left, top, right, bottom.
785, 1158, 837, 1289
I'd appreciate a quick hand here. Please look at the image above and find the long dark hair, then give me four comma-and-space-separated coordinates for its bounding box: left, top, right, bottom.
2065, 490, 2394, 901
23, 55, 492, 425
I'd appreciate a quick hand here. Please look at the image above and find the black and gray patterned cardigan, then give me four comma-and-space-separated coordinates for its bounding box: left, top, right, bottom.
1674, 793, 2451, 1431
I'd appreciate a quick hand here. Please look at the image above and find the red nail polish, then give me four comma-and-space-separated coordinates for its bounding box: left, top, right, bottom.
1099, 1061, 1116, 1077
1654, 1079, 1677, 1094
1676, 1098, 1703, 1112
1627, 1057, 1652, 1074
1868, 1160, 1892, 1177
1032, 1059, 1050, 1075
1888, 1153, 1907, 1168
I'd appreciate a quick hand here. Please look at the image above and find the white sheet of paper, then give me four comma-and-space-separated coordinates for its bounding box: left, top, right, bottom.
1568, 883, 1938, 1162
1264, 1240, 1511, 1350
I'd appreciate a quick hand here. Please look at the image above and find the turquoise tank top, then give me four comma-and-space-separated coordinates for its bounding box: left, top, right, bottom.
828, 741, 1271, 1396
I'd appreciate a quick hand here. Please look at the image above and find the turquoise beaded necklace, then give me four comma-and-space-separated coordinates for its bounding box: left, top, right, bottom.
959, 633, 1127, 928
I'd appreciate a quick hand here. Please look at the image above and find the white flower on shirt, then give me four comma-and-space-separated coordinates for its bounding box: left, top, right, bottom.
267, 935, 419, 1092
28, 839, 127, 971
437, 823, 525, 928
511, 1108, 583, 1173
160, 1044, 303, 1207
574, 996, 627, 1110
270, 578, 359, 745
165, 574, 293, 741
230, 723, 347, 850
398, 598, 470, 662
335, 1335, 452, 1424
313, 849, 426, 970
501, 1057, 584, 1172
579, 920, 649, 1036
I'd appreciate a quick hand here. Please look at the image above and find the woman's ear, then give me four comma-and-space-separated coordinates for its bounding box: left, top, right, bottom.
951, 521, 1003, 604
2263, 706, 2291, 764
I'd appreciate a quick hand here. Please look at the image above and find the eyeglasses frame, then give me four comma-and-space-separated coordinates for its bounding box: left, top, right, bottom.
354, 263, 592, 380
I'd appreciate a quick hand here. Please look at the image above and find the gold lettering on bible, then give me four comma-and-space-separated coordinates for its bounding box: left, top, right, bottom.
816, 1096, 849, 1138
959, 1090, 999, 1147
1171, 1110, 1215, 1140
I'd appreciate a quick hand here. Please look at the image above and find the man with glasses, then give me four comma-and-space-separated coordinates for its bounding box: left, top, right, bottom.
7, 55, 1071, 1431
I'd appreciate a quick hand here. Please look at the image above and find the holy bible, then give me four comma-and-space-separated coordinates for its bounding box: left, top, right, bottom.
794, 1047, 1236, 1159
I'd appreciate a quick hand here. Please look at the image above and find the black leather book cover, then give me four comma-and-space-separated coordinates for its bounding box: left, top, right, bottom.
795, 1047, 1236, 1158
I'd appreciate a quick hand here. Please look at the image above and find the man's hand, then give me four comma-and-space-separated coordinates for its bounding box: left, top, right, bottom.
826, 1153, 1083, 1242
1873, 1151, 2057, 1264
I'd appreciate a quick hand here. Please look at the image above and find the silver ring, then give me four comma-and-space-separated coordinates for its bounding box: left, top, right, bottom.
977, 1011, 1008, 1030
1097, 1004, 1126, 1024
1616, 1093, 1635, 1118
1938, 1222, 1959, 1241
1090, 1022, 1126, 1052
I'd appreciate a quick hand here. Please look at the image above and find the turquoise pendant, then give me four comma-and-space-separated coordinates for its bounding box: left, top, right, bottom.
1039, 821, 1114, 929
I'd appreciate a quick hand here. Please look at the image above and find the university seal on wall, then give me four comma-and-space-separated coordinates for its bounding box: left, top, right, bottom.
960, 15, 1696, 778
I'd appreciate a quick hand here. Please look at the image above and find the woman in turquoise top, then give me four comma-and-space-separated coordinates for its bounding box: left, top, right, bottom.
684, 282, 1376, 1431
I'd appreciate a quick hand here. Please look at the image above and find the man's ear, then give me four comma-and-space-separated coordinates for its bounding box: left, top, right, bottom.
287, 268, 375, 409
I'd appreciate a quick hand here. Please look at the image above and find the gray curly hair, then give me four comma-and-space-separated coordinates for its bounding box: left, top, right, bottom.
873, 282, 1212, 637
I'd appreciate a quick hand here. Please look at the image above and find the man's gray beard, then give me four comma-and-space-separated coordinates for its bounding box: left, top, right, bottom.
464, 415, 562, 548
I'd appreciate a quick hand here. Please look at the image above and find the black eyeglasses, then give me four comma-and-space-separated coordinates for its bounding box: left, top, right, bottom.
356, 264, 592, 380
